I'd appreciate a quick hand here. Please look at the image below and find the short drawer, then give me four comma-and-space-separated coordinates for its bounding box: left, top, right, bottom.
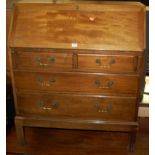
78, 54, 138, 73
14, 71, 139, 95
12, 51, 73, 70
17, 93, 136, 121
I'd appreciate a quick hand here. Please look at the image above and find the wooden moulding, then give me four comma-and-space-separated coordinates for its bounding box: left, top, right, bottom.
15, 116, 138, 132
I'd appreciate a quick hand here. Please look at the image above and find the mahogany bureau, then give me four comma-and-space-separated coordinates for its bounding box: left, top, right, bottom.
9, 2, 146, 152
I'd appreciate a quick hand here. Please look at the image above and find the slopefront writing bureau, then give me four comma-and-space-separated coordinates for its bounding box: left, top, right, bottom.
9, 3, 146, 151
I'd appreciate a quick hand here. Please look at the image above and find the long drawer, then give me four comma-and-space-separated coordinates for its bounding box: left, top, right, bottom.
17, 93, 136, 121
14, 71, 139, 95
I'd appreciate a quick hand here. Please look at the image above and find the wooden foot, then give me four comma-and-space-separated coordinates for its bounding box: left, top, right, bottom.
15, 117, 26, 145
128, 131, 136, 152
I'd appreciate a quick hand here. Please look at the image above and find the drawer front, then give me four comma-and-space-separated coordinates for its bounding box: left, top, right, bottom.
78, 54, 138, 73
12, 51, 73, 70
14, 72, 138, 95
17, 93, 136, 121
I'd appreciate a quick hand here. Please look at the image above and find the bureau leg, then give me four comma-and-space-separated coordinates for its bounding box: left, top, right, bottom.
15, 118, 26, 145
128, 131, 136, 152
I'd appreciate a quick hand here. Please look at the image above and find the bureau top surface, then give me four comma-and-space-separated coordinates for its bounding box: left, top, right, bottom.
10, 3, 146, 51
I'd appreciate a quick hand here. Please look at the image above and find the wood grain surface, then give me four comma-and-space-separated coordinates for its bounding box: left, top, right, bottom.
16, 93, 136, 121
77, 53, 139, 73
13, 50, 73, 70
10, 3, 145, 51
14, 71, 139, 95
12, 49, 143, 73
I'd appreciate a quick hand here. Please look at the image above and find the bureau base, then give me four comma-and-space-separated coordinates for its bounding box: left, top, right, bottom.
15, 116, 138, 152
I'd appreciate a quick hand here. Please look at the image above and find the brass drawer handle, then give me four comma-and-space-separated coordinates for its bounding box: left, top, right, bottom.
36, 56, 55, 67
37, 101, 59, 110
39, 63, 48, 67
95, 103, 112, 113
37, 77, 56, 87
42, 107, 52, 110
100, 65, 110, 69
96, 58, 116, 69
95, 80, 113, 89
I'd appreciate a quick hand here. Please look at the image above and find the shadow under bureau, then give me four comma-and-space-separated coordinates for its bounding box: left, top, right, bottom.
9, 2, 146, 152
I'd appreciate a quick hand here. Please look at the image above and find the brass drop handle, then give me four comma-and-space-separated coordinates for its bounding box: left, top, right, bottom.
95, 103, 112, 113
36, 57, 48, 67
42, 107, 52, 110
95, 80, 113, 89
37, 77, 56, 87
37, 100, 59, 110
36, 56, 55, 67
96, 58, 116, 69
39, 63, 48, 67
